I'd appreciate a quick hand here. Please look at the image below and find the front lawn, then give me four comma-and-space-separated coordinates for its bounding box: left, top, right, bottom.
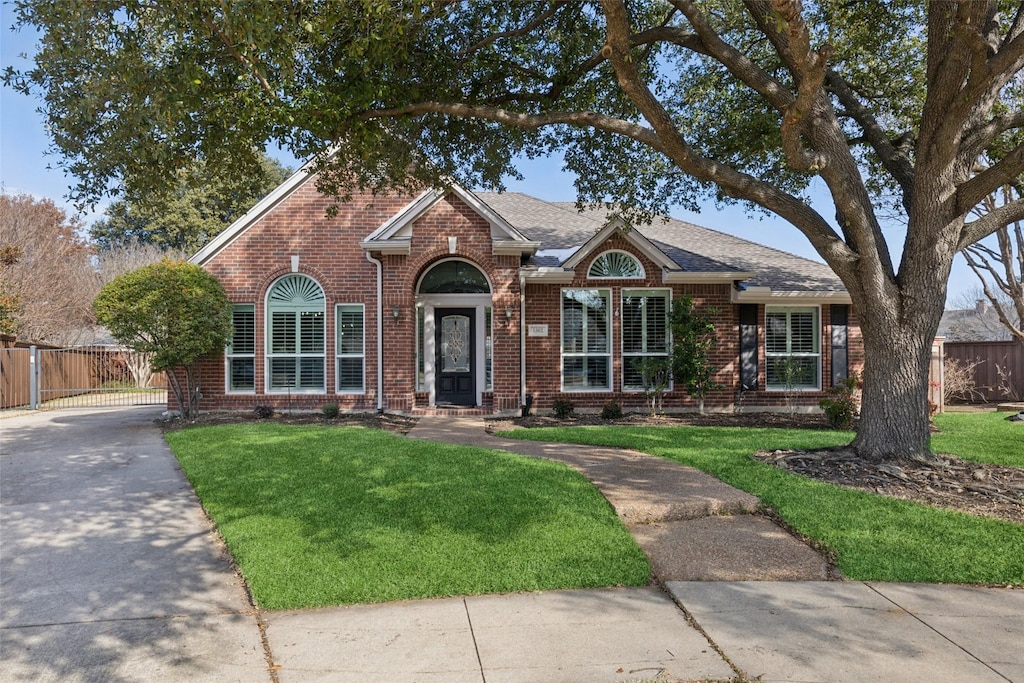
166, 424, 649, 610
932, 410, 1024, 467
501, 421, 1023, 585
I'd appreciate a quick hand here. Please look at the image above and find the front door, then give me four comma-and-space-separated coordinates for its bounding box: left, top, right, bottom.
435, 308, 475, 406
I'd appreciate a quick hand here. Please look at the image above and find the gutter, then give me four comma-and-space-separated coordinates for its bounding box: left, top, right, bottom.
365, 251, 384, 412
520, 271, 527, 413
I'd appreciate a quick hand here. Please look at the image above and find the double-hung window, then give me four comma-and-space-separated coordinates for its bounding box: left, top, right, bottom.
336, 304, 365, 393
622, 289, 670, 390
561, 289, 611, 390
226, 304, 255, 392
266, 275, 326, 392
765, 306, 821, 390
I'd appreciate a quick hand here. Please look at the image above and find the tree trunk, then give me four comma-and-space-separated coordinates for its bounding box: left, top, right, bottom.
852, 325, 936, 462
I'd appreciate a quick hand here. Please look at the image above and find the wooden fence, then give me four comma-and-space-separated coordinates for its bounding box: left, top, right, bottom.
944, 340, 1024, 403
0, 335, 167, 409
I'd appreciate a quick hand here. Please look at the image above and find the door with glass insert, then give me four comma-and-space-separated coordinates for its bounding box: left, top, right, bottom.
435, 308, 475, 405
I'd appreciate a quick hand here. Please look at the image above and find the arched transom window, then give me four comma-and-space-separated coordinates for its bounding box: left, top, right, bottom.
418, 259, 491, 294
588, 250, 644, 279
266, 274, 326, 392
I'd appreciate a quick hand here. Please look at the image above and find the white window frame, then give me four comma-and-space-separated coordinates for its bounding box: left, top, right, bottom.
225, 303, 255, 394
621, 288, 672, 392
560, 288, 612, 392
765, 305, 822, 391
587, 250, 645, 279
335, 303, 365, 394
265, 275, 326, 394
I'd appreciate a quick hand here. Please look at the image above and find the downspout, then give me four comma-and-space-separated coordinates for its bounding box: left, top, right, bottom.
520, 271, 527, 413
365, 251, 384, 412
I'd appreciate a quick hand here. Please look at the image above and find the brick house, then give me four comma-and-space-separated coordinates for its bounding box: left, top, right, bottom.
189, 165, 863, 415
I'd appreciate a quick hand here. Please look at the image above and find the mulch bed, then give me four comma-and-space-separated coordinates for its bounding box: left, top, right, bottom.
753, 447, 1024, 524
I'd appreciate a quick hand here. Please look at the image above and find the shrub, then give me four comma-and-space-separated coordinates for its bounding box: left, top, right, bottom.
552, 398, 574, 419
601, 399, 623, 420
943, 358, 984, 403
321, 403, 340, 419
253, 405, 274, 419
819, 374, 860, 430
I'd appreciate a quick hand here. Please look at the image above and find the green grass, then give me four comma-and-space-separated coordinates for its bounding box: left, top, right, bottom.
166, 424, 649, 610
931, 411, 1024, 467
501, 422, 1023, 585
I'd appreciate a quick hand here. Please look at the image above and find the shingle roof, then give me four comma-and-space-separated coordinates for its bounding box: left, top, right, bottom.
477, 192, 845, 293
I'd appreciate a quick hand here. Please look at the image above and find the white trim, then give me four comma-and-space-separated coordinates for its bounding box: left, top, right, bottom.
418, 294, 493, 407
335, 303, 366, 394
416, 257, 492, 294
522, 267, 575, 283
362, 185, 538, 256
764, 304, 822, 392
264, 273, 327, 394
190, 163, 318, 266
620, 288, 673, 393
561, 216, 680, 274
733, 287, 851, 304
225, 303, 256, 394
587, 249, 645, 279
560, 288, 613, 392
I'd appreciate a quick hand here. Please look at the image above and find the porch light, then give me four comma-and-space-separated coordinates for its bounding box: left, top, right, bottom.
505, 307, 514, 319
392, 306, 401, 320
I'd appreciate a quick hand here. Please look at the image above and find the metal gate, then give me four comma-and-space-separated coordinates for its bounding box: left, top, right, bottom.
0, 345, 168, 410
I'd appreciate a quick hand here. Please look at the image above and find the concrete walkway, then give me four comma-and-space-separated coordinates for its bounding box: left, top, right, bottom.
409, 415, 831, 581
2, 407, 1022, 682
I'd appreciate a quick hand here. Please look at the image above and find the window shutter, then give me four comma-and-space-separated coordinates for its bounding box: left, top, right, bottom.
831, 305, 849, 386
739, 304, 758, 391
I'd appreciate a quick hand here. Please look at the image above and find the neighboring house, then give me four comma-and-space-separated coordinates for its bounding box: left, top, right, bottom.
188, 165, 863, 415
938, 299, 1014, 342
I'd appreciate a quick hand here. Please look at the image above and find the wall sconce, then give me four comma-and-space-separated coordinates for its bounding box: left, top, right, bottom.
392, 306, 401, 321
505, 307, 514, 321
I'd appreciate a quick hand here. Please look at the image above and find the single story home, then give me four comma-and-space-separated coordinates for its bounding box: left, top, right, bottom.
188, 164, 863, 415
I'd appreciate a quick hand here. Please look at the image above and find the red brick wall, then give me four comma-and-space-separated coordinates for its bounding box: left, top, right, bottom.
186, 178, 864, 415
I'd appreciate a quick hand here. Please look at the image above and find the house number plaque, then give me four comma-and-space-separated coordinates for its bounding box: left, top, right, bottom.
528, 324, 548, 337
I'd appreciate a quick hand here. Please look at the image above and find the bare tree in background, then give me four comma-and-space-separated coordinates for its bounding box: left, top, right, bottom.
0, 193, 99, 344
962, 183, 1024, 345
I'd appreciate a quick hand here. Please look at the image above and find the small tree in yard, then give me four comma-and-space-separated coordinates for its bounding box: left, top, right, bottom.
94, 259, 231, 419
670, 296, 722, 415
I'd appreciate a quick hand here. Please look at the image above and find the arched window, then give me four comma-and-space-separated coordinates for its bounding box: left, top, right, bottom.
266, 274, 326, 392
418, 259, 491, 294
588, 250, 644, 279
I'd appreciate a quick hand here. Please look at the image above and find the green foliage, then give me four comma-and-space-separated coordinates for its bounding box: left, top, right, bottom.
321, 403, 340, 419
552, 398, 575, 419
167, 424, 649, 608
669, 296, 722, 413
503, 425, 1024, 585
819, 374, 861, 430
90, 154, 290, 252
0, 291, 21, 336
94, 258, 231, 417
600, 399, 623, 420
634, 356, 671, 416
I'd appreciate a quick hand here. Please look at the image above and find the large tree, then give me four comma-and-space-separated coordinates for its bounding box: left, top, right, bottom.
5, 1, 1024, 461
90, 153, 291, 252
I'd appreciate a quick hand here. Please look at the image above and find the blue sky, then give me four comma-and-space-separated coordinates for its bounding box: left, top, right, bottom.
1, 9, 980, 307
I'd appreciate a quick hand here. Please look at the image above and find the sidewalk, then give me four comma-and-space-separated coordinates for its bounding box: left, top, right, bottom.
2, 408, 1021, 682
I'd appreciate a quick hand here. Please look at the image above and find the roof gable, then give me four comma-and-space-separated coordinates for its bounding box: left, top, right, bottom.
560, 215, 681, 273
361, 185, 539, 256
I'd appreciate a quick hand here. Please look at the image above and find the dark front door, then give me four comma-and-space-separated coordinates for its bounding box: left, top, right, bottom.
435, 308, 475, 406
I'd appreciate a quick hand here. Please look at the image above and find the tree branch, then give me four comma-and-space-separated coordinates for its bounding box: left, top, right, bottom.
827, 68, 915, 203
963, 109, 1024, 157
199, 11, 277, 100
958, 195, 1024, 249
956, 140, 1024, 213
458, 2, 570, 57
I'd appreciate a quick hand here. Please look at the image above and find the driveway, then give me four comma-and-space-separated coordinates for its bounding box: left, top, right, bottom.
0, 407, 268, 682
